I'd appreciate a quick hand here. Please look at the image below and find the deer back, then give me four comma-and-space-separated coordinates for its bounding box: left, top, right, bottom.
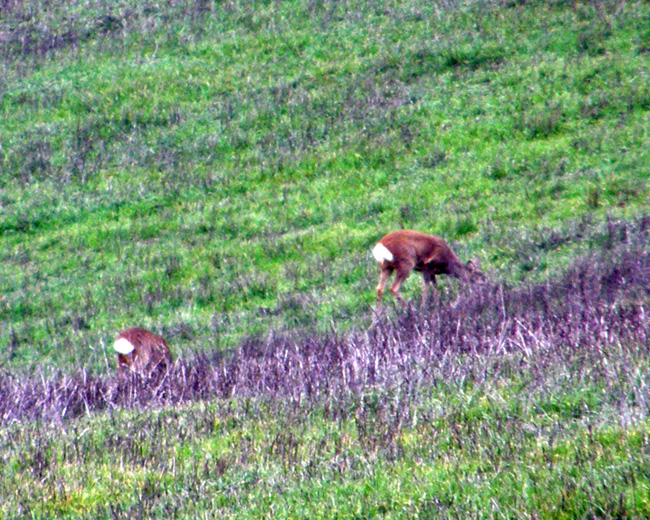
115, 328, 171, 376
379, 231, 455, 266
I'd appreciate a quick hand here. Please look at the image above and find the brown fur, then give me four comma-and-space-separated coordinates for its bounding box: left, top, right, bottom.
114, 328, 172, 377
374, 230, 482, 308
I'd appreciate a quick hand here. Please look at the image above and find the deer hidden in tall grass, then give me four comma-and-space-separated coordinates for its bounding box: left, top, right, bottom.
113, 328, 172, 378
372, 230, 483, 308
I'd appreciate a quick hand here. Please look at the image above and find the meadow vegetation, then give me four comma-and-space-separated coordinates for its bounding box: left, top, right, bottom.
1, 0, 650, 517
2, 223, 650, 517
2, 0, 650, 370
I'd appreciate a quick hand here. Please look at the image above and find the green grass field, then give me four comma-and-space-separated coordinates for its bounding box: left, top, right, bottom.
2, 0, 650, 517
3, 0, 649, 371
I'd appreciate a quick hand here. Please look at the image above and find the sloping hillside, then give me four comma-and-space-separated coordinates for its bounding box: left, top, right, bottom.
2, 219, 650, 517
1, 0, 649, 373
2, 1, 650, 517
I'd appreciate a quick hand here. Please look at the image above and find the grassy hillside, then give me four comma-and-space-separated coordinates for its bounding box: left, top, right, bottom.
2, 0, 649, 373
2, 235, 650, 518
2, 1, 650, 517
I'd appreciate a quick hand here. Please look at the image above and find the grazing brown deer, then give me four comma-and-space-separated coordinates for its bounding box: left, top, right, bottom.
113, 328, 172, 377
372, 230, 482, 308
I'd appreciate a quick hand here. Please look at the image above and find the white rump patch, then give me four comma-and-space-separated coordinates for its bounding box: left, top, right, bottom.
372, 243, 394, 264
114, 337, 135, 355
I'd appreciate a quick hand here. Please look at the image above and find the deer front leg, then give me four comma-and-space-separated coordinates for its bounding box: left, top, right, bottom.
421, 271, 437, 308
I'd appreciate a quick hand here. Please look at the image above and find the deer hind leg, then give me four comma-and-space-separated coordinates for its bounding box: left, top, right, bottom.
421, 271, 437, 308
389, 265, 413, 307
376, 267, 393, 308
